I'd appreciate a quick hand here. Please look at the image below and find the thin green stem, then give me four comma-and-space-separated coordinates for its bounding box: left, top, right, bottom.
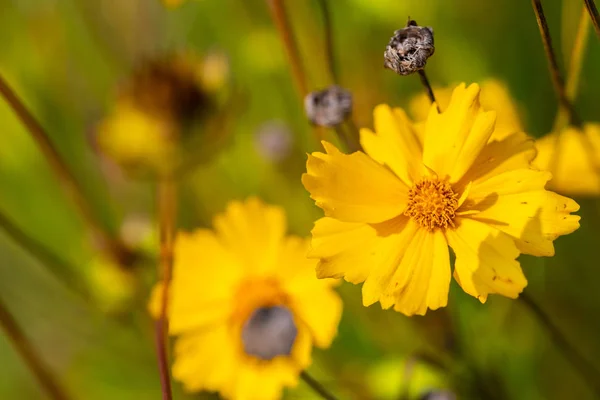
418, 69, 440, 113
521, 292, 600, 397
531, 0, 582, 127
315, 0, 338, 84
0, 73, 133, 267
584, 0, 600, 39
553, 6, 590, 131
155, 178, 176, 400
0, 299, 72, 400
266, 0, 309, 98
300, 371, 338, 400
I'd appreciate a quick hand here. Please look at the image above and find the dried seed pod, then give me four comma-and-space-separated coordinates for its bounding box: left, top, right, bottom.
304, 85, 352, 127
384, 20, 435, 75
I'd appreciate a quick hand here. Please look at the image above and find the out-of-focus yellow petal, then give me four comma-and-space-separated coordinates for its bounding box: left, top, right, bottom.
410, 79, 523, 142
276, 237, 342, 348
302, 141, 409, 224
447, 218, 527, 303
360, 105, 423, 185
533, 124, 600, 195
97, 102, 177, 173
422, 83, 497, 183
173, 325, 240, 393
168, 230, 241, 334
213, 197, 286, 274
385, 225, 451, 316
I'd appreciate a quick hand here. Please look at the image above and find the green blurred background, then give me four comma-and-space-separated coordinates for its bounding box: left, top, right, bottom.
1, 0, 600, 399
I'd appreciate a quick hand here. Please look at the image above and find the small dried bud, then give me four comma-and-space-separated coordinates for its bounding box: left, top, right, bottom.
384, 20, 434, 75
242, 306, 297, 360
304, 85, 352, 127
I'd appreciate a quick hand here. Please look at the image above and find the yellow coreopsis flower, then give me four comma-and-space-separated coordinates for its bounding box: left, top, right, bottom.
302, 83, 580, 316
410, 79, 523, 141
149, 198, 342, 400
533, 124, 600, 195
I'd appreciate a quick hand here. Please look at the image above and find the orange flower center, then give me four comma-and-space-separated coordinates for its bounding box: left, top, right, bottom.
404, 178, 459, 230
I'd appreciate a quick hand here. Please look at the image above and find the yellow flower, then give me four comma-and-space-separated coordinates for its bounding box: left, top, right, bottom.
97, 100, 178, 174
409, 79, 523, 142
302, 83, 580, 316
96, 52, 230, 176
533, 124, 600, 195
149, 198, 342, 399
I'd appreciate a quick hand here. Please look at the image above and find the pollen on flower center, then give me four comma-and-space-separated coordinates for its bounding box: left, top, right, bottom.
404, 178, 459, 230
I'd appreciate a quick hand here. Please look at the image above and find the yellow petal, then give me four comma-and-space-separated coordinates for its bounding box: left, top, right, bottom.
385, 226, 451, 316
422, 83, 497, 183
533, 124, 600, 195
276, 237, 342, 348
446, 218, 527, 302
213, 197, 286, 274
169, 230, 241, 334
309, 216, 408, 287
360, 105, 422, 185
302, 141, 409, 223
172, 325, 239, 394
457, 132, 536, 192
409, 79, 523, 142
465, 179, 580, 256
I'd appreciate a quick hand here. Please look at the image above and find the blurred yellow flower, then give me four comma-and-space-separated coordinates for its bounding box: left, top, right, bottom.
410, 79, 523, 141
533, 124, 600, 195
97, 100, 178, 174
96, 52, 229, 176
149, 198, 342, 399
302, 83, 580, 316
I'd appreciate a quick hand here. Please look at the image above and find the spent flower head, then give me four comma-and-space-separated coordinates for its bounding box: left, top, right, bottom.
302, 83, 580, 316
149, 198, 342, 399
304, 85, 353, 127
384, 19, 435, 75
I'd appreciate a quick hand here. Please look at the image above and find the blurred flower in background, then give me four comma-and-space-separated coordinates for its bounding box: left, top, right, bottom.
534, 124, 600, 195
149, 198, 342, 399
96, 52, 230, 177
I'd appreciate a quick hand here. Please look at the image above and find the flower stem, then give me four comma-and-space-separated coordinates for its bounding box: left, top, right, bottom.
584, 0, 600, 39
0, 299, 72, 400
521, 292, 600, 397
553, 6, 590, 131
0, 209, 90, 301
155, 177, 177, 400
266, 0, 309, 98
300, 370, 338, 400
315, 0, 338, 84
0, 73, 133, 268
418, 70, 440, 113
531, 0, 582, 127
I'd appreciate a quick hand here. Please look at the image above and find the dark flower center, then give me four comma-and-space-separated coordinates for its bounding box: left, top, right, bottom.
241, 306, 297, 360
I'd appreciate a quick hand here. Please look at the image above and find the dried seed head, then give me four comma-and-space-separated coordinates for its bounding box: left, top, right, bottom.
304, 85, 353, 127
125, 54, 211, 125
242, 306, 297, 360
384, 20, 434, 75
